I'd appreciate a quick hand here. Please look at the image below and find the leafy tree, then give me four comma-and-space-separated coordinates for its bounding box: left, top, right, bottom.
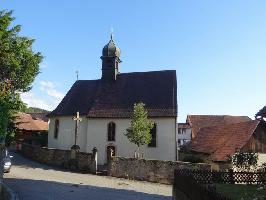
230, 150, 258, 171
0, 10, 43, 139
23, 107, 49, 113
124, 102, 154, 158
255, 106, 266, 121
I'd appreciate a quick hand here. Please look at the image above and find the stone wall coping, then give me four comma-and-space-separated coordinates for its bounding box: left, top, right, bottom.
22, 143, 92, 155
109, 156, 212, 184
79, 152, 93, 156
112, 156, 211, 167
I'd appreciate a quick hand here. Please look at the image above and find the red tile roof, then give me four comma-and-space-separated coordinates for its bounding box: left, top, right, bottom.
14, 113, 48, 131
186, 120, 260, 162
186, 115, 251, 138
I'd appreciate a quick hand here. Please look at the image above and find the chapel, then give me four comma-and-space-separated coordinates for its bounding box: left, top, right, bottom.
48, 36, 177, 164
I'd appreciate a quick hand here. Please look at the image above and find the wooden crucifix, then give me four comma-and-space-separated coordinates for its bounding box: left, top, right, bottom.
73, 111, 82, 146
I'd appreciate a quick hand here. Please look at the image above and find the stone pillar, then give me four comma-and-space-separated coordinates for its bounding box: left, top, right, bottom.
69, 145, 80, 171
91, 147, 98, 174
70, 145, 80, 159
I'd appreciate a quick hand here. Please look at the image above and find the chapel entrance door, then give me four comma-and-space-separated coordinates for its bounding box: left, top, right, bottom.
107, 145, 116, 163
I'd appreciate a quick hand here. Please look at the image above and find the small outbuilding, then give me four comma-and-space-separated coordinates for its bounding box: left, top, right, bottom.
13, 112, 49, 147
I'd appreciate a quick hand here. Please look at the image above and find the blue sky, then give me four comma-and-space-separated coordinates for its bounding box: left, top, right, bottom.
1, 0, 266, 122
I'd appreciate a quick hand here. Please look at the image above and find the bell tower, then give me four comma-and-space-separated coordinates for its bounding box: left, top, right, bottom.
101, 34, 121, 81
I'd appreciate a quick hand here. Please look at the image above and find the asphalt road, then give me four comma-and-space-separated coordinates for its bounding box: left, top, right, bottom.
4, 152, 171, 200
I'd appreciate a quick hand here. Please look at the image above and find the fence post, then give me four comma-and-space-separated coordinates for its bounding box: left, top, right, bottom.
229, 169, 234, 184
91, 147, 97, 174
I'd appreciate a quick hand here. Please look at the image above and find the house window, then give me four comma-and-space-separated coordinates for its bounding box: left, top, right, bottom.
54, 119, 59, 139
148, 124, 157, 147
108, 122, 116, 141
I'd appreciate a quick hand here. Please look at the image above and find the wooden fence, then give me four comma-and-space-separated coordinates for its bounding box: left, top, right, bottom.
173, 170, 231, 200
176, 169, 266, 184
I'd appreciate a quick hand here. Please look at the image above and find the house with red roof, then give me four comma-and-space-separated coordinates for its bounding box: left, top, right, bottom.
186, 115, 251, 139
180, 115, 266, 169
13, 112, 49, 147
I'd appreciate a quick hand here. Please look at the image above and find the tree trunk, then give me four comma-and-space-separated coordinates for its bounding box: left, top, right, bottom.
137, 145, 140, 159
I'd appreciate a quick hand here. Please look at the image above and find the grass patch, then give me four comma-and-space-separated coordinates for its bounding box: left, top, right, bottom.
215, 184, 266, 200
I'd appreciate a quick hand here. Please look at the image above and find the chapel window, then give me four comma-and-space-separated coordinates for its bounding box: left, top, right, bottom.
148, 123, 157, 147
108, 122, 116, 141
54, 119, 59, 139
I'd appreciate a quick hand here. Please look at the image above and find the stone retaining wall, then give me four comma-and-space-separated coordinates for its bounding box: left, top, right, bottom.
108, 157, 211, 184
22, 144, 96, 173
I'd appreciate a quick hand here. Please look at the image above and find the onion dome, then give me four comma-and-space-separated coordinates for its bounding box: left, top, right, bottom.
102, 34, 121, 57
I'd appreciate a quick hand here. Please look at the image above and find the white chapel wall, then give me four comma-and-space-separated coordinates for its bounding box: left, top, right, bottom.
86, 117, 177, 165
48, 116, 88, 152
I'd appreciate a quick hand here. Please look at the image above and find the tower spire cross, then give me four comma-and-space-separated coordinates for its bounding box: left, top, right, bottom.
75, 70, 79, 81
110, 27, 114, 40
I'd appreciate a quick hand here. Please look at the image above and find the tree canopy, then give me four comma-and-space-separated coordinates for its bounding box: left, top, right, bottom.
255, 106, 266, 121
230, 150, 258, 171
0, 10, 43, 137
125, 103, 154, 149
23, 107, 49, 113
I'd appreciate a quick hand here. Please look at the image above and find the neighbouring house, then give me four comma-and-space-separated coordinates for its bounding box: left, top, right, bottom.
47, 36, 177, 165
13, 112, 49, 147
182, 120, 266, 170
177, 123, 191, 147
186, 115, 251, 139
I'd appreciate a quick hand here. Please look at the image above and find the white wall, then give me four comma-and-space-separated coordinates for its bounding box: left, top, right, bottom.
48, 116, 177, 165
177, 125, 191, 146
87, 118, 176, 165
48, 116, 88, 152
258, 153, 266, 166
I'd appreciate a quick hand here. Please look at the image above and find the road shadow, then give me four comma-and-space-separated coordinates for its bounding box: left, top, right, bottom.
9, 151, 70, 172
5, 178, 171, 200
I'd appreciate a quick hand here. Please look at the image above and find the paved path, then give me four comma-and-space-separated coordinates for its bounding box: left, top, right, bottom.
4, 152, 171, 200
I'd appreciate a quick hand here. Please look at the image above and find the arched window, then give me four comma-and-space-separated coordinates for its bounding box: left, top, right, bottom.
108, 122, 116, 141
54, 119, 59, 139
148, 123, 157, 147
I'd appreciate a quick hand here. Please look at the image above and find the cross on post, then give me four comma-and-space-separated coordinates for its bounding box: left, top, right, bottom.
73, 111, 82, 146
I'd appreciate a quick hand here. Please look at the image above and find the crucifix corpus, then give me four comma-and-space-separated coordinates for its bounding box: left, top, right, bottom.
73, 111, 82, 147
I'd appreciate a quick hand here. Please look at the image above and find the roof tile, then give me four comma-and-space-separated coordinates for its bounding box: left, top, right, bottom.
187, 115, 251, 137
186, 120, 260, 162
14, 113, 48, 131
